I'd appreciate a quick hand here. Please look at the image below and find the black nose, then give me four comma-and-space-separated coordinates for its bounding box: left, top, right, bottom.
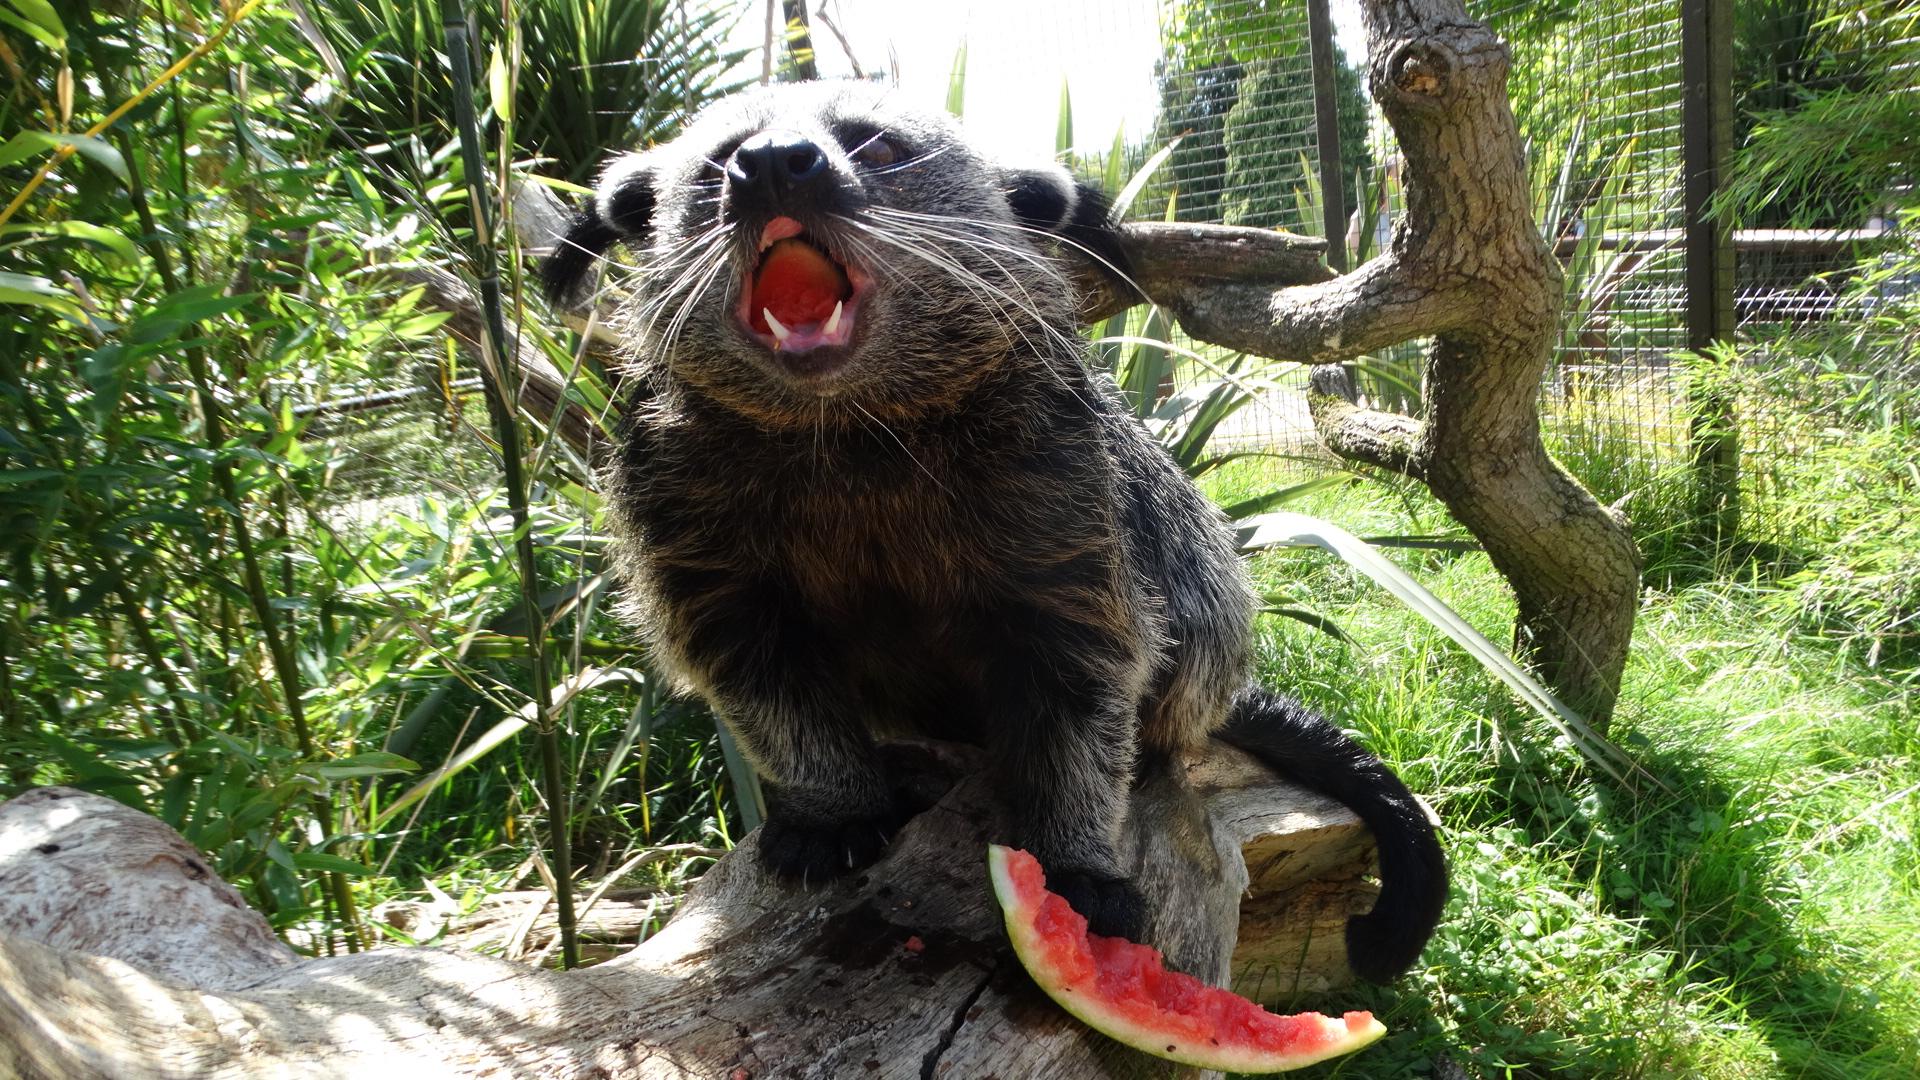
726, 131, 829, 199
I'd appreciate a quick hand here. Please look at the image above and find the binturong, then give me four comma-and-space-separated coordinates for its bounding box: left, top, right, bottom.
543, 81, 1447, 983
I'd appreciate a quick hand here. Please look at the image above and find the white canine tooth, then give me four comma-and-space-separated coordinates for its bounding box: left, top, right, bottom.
763, 308, 791, 343
824, 300, 843, 336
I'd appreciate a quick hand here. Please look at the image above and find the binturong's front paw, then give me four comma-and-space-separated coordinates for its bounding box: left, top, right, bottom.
757, 809, 905, 883
1047, 868, 1149, 941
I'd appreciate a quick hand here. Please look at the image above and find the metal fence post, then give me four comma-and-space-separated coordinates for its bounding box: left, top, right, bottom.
1681, 0, 1739, 539
1307, 0, 1348, 271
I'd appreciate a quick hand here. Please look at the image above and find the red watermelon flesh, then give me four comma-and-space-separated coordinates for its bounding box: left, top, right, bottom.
749, 237, 850, 335
987, 844, 1386, 1074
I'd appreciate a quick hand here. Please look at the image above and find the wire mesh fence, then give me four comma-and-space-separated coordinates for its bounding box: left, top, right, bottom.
1115, 0, 1916, 532
300, 0, 1917, 535
1476, 0, 1696, 512
1122, 0, 1358, 458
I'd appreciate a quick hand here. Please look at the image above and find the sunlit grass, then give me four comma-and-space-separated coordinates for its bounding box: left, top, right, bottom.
1219, 468, 1920, 1079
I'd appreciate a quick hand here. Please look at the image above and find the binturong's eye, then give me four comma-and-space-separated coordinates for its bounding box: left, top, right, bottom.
849, 132, 900, 170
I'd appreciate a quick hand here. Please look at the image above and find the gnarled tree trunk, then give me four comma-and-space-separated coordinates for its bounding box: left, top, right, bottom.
1081, 2, 1641, 723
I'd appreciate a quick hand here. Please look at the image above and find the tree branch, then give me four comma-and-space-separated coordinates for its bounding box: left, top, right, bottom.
1072, 222, 1334, 324
1306, 367, 1427, 480
1156, 257, 1466, 365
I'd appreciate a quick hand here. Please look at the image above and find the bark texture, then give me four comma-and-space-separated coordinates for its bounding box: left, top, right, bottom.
1366, 3, 1640, 722
0, 742, 1381, 1079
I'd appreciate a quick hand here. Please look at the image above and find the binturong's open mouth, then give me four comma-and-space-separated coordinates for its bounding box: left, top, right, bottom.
738, 216, 868, 358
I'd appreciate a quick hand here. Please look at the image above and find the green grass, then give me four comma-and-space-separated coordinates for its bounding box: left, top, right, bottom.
1213, 471, 1920, 1079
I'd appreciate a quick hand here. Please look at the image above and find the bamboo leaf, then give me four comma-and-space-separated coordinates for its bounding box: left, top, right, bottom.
0, 131, 127, 181
289, 852, 378, 876
488, 44, 512, 123
0, 221, 140, 265
4, 0, 63, 48
373, 666, 648, 827
0, 270, 84, 321
313, 752, 420, 779
0, 130, 58, 168
0, 7, 61, 50
0, 467, 61, 488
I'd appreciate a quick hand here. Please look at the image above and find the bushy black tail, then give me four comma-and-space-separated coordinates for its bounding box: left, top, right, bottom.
1217, 688, 1448, 983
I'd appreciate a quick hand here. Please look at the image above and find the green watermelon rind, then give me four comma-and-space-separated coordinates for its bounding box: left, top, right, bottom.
987, 844, 1387, 1074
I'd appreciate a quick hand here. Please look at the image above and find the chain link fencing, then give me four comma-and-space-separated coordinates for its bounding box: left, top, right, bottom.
306, 0, 1916, 538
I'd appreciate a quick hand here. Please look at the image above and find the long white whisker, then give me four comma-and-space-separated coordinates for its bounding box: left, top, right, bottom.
632, 229, 733, 347
866, 207, 1068, 275
837, 216, 1099, 415
846, 127, 891, 159
836, 230, 937, 303
838, 216, 1043, 326
851, 213, 1083, 355
651, 240, 734, 357
839, 214, 1086, 362
868, 205, 1150, 303
868, 143, 957, 176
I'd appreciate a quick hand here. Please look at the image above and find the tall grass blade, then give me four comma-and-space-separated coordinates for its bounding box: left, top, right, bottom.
1238, 511, 1657, 788
945, 43, 967, 117
1055, 79, 1073, 157
1111, 138, 1180, 221
713, 723, 765, 833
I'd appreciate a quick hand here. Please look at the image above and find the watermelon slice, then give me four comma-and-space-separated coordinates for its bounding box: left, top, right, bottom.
987, 844, 1386, 1074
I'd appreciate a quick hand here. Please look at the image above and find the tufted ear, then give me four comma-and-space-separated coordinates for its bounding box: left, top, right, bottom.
1001, 163, 1132, 285
541, 153, 656, 307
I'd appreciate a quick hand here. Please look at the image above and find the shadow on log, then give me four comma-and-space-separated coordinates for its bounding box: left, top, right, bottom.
0, 741, 1379, 1079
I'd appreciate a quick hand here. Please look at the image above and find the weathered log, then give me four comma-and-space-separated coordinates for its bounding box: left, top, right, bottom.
0, 741, 1380, 1079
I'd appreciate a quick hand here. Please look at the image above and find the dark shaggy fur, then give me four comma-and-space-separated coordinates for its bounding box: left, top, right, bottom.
544, 81, 1446, 981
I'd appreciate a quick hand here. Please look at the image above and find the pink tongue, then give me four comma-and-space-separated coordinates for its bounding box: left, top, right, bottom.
750, 239, 849, 333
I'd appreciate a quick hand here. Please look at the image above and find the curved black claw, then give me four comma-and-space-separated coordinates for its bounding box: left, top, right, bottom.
757, 811, 902, 883
1048, 870, 1149, 941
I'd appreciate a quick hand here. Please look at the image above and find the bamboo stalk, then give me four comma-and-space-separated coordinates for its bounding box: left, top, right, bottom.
0, 617, 25, 788
438, 0, 579, 969
110, 578, 192, 750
